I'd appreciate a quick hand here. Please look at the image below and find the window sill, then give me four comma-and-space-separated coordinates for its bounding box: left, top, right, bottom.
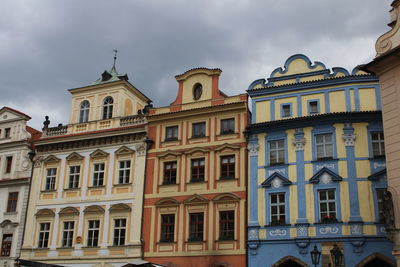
216, 239, 236, 242
315, 220, 342, 225
113, 182, 132, 187
219, 131, 236, 136
63, 187, 81, 191
32, 247, 50, 251
3, 212, 17, 215
82, 246, 100, 249
186, 239, 205, 243
108, 244, 128, 248
57, 247, 74, 250
218, 177, 238, 181
160, 182, 178, 186
41, 189, 56, 193
88, 185, 105, 189
164, 138, 179, 142
190, 136, 208, 140
265, 223, 290, 227
157, 241, 176, 244
312, 158, 338, 163
267, 163, 288, 167
189, 180, 206, 184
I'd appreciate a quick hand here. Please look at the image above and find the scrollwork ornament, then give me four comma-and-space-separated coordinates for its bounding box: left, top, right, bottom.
247, 143, 259, 156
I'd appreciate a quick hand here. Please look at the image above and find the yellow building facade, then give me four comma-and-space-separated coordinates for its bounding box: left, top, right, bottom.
20, 66, 152, 267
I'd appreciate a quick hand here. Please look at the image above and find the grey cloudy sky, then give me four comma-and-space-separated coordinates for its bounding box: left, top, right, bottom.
0, 0, 392, 129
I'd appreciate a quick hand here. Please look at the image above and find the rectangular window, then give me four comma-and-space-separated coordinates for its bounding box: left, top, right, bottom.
376, 189, 387, 223
220, 118, 235, 134
309, 101, 319, 114
191, 158, 205, 182
5, 156, 12, 174
372, 132, 385, 157
45, 168, 57, 190
319, 190, 337, 222
92, 163, 105, 187
219, 211, 234, 240
192, 122, 206, 138
160, 214, 175, 242
62, 221, 74, 247
220, 155, 235, 179
1, 234, 12, 257
113, 218, 126, 246
68, 166, 80, 189
118, 160, 131, 184
165, 126, 179, 141
189, 213, 204, 241
4, 128, 10, 138
269, 140, 285, 165
163, 161, 177, 185
282, 104, 291, 118
315, 133, 333, 160
38, 223, 50, 248
6, 192, 18, 212
87, 220, 100, 247
270, 193, 286, 225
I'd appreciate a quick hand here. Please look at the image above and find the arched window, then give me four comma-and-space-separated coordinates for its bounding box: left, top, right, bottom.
79, 100, 90, 123
102, 97, 113, 120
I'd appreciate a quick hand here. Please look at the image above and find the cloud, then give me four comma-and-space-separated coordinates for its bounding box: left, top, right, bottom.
0, 0, 391, 129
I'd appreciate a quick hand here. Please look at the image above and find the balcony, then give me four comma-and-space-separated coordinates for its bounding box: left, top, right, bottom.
43, 115, 146, 137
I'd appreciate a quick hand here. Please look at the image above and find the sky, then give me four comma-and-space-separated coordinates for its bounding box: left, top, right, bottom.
0, 0, 392, 130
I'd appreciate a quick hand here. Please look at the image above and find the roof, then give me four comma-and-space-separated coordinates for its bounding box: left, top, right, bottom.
0, 106, 31, 120
26, 126, 42, 141
175, 67, 222, 80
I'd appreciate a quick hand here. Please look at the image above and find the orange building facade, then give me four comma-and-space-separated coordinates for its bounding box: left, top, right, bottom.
142, 68, 248, 267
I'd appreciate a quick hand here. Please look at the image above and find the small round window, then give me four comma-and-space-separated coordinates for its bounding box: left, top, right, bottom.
193, 83, 203, 100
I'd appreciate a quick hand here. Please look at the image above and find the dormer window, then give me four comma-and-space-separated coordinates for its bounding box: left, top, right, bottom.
193, 83, 203, 100
102, 97, 113, 120
79, 100, 90, 123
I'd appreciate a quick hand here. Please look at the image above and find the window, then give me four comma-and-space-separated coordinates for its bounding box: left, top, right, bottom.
62, 221, 74, 247
189, 213, 204, 241
192, 122, 206, 138
220, 118, 235, 134
376, 189, 387, 223
191, 158, 205, 182
4, 128, 10, 138
5, 156, 12, 173
102, 96, 113, 120
160, 214, 175, 242
220, 155, 235, 179
315, 133, 333, 160
219, 211, 234, 240
165, 126, 179, 141
270, 193, 285, 225
309, 101, 319, 114
118, 160, 131, 184
38, 223, 50, 248
6, 192, 18, 212
269, 140, 285, 165
1, 234, 12, 256
113, 218, 126, 246
87, 220, 100, 247
372, 132, 385, 157
163, 161, 177, 185
68, 166, 80, 189
92, 163, 105, 187
79, 100, 90, 123
319, 190, 337, 222
281, 104, 291, 118
45, 168, 57, 190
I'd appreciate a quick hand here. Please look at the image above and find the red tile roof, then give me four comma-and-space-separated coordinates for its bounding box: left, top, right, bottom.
0, 106, 31, 119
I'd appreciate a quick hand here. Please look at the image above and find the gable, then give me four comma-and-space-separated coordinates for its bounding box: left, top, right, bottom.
213, 193, 240, 203
66, 152, 84, 161
59, 207, 79, 216
368, 169, 387, 182
155, 197, 180, 207
184, 194, 209, 205
262, 172, 292, 188
110, 203, 131, 212
90, 149, 109, 159
43, 155, 61, 163
115, 146, 135, 155
35, 208, 55, 217
309, 167, 342, 184
0, 107, 31, 122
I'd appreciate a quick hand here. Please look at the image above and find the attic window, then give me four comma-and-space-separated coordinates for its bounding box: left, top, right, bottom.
193, 83, 203, 100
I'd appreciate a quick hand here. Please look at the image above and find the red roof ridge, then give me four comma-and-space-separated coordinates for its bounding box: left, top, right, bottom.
1, 106, 32, 119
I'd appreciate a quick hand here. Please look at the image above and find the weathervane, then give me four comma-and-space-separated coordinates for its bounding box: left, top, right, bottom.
113, 49, 118, 67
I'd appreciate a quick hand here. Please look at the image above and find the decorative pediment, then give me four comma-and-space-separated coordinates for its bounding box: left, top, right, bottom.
158, 150, 183, 160
155, 197, 180, 207
115, 146, 135, 156
90, 149, 109, 159
309, 167, 342, 184
66, 152, 84, 161
368, 168, 387, 182
59, 207, 79, 216
213, 193, 240, 203
0, 219, 18, 228
43, 155, 61, 163
184, 147, 209, 155
35, 208, 55, 217
261, 172, 292, 188
184, 194, 209, 205
110, 203, 131, 212
214, 143, 240, 152
83, 205, 105, 213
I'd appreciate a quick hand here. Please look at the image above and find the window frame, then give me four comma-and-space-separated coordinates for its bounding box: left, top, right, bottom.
6, 192, 18, 212
5, 156, 12, 174
113, 218, 127, 246
163, 161, 177, 185
307, 99, 320, 115
38, 222, 50, 248
68, 165, 80, 189
268, 139, 286, 165
62, 221, 75, 247
87, 220, 100, 247
192, 122, 206, 138
4, 128, 10, 139
188, 213, 204, 242
315, 133, 334, 160
220, 118, 235, 135
165, 126, 179, 141
371, 131, 385, 158
376, 188, 386, 223
269, 192, 286, 225
160, 214, 175, 243
45, 168, 57, 191
92, 163, 105, 187
219, 210, 235, 241
191, 158, 205, 182
79, 100, 90, 123
102, 96, 114, 120
1, 234, 12, 257
118, 160, 131, 184
220, 155, 235, 179
318, 189, 338, 223
280, 103, 292, 118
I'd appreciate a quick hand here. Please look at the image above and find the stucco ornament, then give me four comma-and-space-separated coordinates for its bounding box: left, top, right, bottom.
135, 143, 146, 156
342, 133, 356, 146
247, 143, 259, 156
320, 172, 332, 184
297, 226, 308, 237
271, 177, 282, 188
319, 226, 339, 234
350, 224, 363, 235
248, 229, 259, 240
33, 156, 44, 168
269, 229, 287, 236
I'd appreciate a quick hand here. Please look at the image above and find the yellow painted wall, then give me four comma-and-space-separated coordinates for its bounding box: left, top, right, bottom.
358, 88, 377, 111
305, 184, 315, 223
340, 182, 350, 222
354, 123, 369, 158
329, 91, 346, 112
334, 124, 346, 159
358, 181, 374, 222
256, 100, 270, 123
181, 74, 212, 104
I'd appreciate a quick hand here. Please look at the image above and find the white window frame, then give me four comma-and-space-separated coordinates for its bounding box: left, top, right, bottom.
45, 168, 57, 190
38, 222, 50, 248
92, 163, 105, 187
68, 165, 80, 189
62, 221, 74, 247
315, 133, 333, 160
113, 218, 127, 246
269, 139, 285, 165
87, 220, 100, 247
118, 160, 131, 184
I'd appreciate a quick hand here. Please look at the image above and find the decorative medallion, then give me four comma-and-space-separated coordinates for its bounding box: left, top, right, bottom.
271, 177, 282, 188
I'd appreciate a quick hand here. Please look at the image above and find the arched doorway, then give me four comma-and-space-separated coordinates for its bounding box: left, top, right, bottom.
272, 256, 309, 267
355, 253, 396, 267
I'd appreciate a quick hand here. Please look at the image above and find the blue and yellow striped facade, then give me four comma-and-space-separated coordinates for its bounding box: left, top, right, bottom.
246, 55, 394, 266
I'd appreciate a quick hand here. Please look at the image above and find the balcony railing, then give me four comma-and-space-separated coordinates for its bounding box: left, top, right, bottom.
43, 115, 146, 137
